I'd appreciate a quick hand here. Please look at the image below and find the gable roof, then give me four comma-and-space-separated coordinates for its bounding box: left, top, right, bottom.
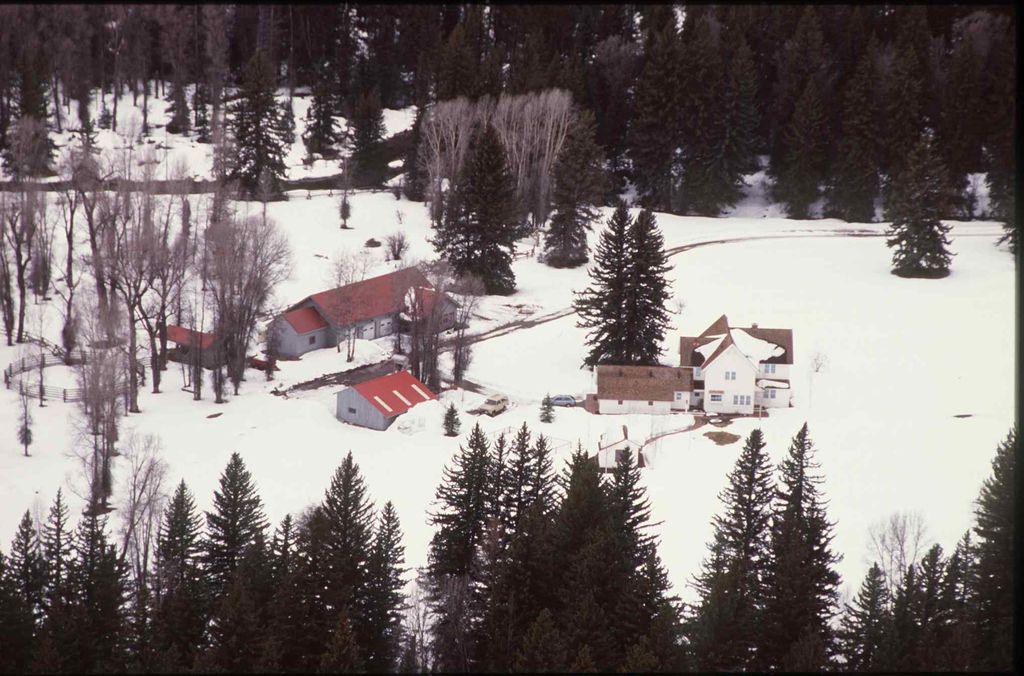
413, 286, 458, 317
351, 370, 436, 418
303, 267, 432, 328
282, 306, 328, 334
596, 365, 693, 402
166, 325, 217, 350
680, 316, 794, 369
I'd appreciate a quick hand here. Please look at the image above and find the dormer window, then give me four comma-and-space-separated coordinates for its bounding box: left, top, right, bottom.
763, 363, 776, 374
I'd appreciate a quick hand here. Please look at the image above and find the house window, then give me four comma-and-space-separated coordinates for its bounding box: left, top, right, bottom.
618, 400, 623, 405
725, 371, 736, 381
308, 335, 316, 345
732, 395, 738, 405
710, 393, 722, 402
615, 448, 630, 464
694, 367, 702, 378
675, 392, 683, 401
347, 407, 357, 414
648, 400, 653, 406
764, 363, 776, 374
769, 389, 776, 399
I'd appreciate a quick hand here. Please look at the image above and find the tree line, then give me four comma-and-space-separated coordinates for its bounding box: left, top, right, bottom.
0, 423, 1015, 672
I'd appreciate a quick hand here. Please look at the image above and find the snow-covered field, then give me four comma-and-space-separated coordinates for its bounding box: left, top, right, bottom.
0, 84, 1014, 609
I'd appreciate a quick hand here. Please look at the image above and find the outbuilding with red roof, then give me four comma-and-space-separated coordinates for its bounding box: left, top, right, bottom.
335, 369, 438, 430
268, 266, 459, 359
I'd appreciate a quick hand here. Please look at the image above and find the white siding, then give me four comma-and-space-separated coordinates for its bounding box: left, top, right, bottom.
703, 345, 758, 414
598, 399, 672, 415
670, 390, 690, 411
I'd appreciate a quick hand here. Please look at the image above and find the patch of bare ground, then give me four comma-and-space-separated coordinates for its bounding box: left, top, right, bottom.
704, 430, 742, 446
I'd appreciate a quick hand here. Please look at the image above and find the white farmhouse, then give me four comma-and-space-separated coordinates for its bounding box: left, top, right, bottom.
679, 315, 793, 414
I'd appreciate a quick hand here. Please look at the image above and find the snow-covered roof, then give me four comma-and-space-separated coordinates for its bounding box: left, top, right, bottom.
680, 316, 793, 371
732, 328, 785, 364
756, 378, 790, 389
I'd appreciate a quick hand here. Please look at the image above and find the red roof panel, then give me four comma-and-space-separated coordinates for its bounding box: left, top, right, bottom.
306, 267, 431, 327
166, 325, 217, 350
283, 306, 328, 334
352, 370, 437, 418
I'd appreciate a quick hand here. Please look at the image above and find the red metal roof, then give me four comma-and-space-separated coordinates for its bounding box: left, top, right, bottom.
304, 267, 431, 328
166, 325, 217, 350
352, 370, 437, 418
283, 306, 328, 334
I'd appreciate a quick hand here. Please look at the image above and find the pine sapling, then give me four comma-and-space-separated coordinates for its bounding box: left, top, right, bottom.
17, 386, 32, 456
443, 403, 461, 437
540, 393, 554, 423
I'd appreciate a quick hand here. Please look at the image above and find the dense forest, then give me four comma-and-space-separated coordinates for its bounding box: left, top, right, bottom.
0, 5, 1016, 226
0, 422, 1015, 672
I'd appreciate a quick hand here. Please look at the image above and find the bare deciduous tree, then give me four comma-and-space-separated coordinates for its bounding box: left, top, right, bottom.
327, 249, 372, 361
116, 431, 168, 591
74, 299, 126, 512
868, 510, 930, 598
1, 189, 40, 343
385, 230, 409, 262
448, 274, 484, 387
205, 211, 291, 395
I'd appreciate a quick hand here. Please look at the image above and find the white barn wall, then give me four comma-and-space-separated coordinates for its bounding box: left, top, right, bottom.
703, 344, 758, 414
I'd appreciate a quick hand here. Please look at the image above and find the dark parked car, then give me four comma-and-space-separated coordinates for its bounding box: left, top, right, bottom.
549, 394, 577, 407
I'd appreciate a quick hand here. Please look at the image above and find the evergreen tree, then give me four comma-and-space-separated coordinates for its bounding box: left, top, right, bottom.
204, 570, 259, 672
827, 51, 880, 222
514, 608, 568, 671
402, 106, 427, 201
363, 501, 406, 672
914, 543, 946, 670
985, 28, 1017, 255
936, 531, 979, 670
153, 480, 207, 669
691, 429, 774, 670
193, 82, 211, 143
443, 402, 461, 437
319, 608, 363, 672
204, 452, 269, 599
279, 98, 296, 146
544, 109, 607, 268
971, 427, 1015, 670
303, 65, 341, 158
629, 23, 683, 212
427, 423, 491, 671
321, 452, 376, 651
66, 513, 128, 672
837, 562, 890, 671
624, 209, 672, 365
775, 74, 828, 218
878, 42, 923, 183
884, 129, 955, 278
1, 511, 41, 671
758, 423, 842, 670
574, 204, 631, 366
2, 47, 54, 179
34, 489, 74, 673
433, 123, 524, 295
227, 52, 289, 197
540, 393, 554, 423
350, 86, 386, 185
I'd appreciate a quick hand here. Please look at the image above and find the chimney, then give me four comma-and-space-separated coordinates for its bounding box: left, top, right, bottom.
752, 322, 759, 329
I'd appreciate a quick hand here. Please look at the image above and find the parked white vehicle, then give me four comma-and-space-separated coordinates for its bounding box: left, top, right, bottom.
479, 393, 509, 416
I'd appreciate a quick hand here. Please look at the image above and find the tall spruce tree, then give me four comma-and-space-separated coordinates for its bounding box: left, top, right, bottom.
827, 51, 880, 222
936, 531, 979, 670
884, 129, 955, 278
402, 106, 427, 201
433, 123, 524, 295
691, 429, 774, 670
426, 423, 491, 671
544, 109, 607, 268
303, 65, 341, 158
204, 452, 269, 599
2, 511, 42, 671
574, 203, 631, 366
153, 480, 207, 669
629, 23, 682, 212
985, 27, 1017, 255
363, 501, 406, 673
66, 513, 128, 672
836, 562, 890, 671
227, 52, 289, 197
350, 86, 386, 185
971, 427, 1015, 670
35, 489, 74, 673
2, 46, 54, 179
775, 74, 828, 218
758, 423, 842, 670
624, 208, 672, 365
321, 452, 376, 655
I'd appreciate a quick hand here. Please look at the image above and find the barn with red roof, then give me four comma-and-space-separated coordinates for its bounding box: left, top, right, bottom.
268, 266, 458, 359
335, 369, 438, 430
